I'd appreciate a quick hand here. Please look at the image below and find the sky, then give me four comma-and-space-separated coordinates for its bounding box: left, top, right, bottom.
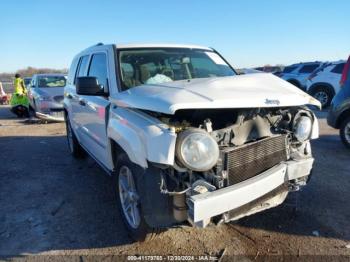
0, 0, 349, 72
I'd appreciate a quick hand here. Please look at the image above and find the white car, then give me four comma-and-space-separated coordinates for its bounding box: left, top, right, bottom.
64, 43, 320, 241
306, 60, 346, 108
28, 74, 67, 121
279, 62, 323, 91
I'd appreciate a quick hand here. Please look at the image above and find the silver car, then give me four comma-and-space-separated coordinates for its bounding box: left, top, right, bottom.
28, 74, 66, 121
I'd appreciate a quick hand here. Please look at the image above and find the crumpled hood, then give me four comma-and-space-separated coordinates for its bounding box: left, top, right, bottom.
113, 73, 321, 114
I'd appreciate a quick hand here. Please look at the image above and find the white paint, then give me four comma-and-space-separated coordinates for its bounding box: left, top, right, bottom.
113, 73, 321, 115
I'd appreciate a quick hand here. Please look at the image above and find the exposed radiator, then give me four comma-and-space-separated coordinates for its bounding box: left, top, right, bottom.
222, 135, 288, 185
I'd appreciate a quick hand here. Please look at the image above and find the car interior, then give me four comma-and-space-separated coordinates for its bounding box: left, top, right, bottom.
118, 49, 234, 90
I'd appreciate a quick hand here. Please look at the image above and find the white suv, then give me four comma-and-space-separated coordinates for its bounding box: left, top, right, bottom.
64, 43, 320, 241
279, 62, 322, 91
306, 60, 346, 108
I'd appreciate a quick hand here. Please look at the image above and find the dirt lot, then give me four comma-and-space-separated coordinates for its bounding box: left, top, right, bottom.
0, 105, 349, 261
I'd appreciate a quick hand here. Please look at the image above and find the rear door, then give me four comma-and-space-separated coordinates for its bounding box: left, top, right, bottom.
75, 52, 111, 169
68, 55, 90, 138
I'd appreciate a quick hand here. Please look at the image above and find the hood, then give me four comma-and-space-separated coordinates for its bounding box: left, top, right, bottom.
37, 87, 64, 98
113, 73, 321, 114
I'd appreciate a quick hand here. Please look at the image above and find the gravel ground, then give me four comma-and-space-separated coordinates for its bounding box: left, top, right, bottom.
0, 105, 349, 261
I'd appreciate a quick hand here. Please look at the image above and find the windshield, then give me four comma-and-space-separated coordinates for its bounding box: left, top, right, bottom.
118, 48, 235, 90
38, 76, 66, 88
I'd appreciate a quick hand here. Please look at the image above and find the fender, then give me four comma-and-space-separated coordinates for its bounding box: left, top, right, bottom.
107, 106, 177, 168
336, 108, 350, 128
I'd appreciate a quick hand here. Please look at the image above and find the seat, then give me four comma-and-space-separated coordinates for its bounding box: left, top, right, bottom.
140, 65, 151, 83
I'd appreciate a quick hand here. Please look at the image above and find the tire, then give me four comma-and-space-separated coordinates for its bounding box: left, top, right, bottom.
340, 116, 350, 149
65, 114, 86, 158
310, 86, 334, 108
114, 153, 160, 241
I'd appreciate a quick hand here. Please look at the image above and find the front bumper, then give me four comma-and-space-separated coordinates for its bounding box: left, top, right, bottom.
187, 158, 313, 226
36, 111, 64, 122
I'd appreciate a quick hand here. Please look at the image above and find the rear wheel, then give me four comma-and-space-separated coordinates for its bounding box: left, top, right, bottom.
115, 153, 160, 241
310, 86, 334, 108
340, 116, 350, 149
65, 114, 86, 158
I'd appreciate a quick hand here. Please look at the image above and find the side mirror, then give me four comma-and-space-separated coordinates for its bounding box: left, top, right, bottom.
76, 77, 105, 96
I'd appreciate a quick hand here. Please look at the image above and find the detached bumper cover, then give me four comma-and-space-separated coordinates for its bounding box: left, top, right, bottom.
188, 158, 313, 223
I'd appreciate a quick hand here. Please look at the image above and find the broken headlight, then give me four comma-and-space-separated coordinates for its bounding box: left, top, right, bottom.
293, 115, 312, 142
175, 129, 219, 171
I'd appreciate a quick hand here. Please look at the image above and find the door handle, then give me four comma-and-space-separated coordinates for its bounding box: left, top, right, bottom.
79, 99, 86, 106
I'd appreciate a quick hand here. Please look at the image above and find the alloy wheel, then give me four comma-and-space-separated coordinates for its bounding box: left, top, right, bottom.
118, 166, 141, 229
314, 91, 328, 107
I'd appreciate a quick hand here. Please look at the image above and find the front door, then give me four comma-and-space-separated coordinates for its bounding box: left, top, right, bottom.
76, 52, 111, 169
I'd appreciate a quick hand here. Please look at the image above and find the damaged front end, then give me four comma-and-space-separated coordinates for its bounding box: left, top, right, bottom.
148, 106, 317, 227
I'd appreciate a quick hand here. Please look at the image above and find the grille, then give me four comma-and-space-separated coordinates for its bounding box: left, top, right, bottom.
53, 95, 64, 103
223, 135, 288, 185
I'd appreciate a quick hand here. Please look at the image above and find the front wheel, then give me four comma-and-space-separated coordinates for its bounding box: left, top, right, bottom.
340, 116, 350, 149
115, 154, 160, 241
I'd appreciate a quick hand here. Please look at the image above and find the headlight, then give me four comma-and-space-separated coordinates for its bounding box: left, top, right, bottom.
175, 129, 219, 171
294, 116, 312, 142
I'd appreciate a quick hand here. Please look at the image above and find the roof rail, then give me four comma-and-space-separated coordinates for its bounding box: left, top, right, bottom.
85, 42, 104, 50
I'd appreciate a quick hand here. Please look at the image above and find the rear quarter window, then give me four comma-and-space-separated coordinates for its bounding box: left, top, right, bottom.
331, 63, 345, 74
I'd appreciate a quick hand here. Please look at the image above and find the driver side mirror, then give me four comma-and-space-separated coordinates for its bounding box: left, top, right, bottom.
76, 77, 106, 96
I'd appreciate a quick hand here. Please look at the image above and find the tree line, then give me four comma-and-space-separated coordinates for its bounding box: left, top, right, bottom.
0, 67, 68, 81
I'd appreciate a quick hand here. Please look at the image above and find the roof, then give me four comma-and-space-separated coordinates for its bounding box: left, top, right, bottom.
116, 43, 213, 50
327, 60, 346, 65
289, 61, 322, 66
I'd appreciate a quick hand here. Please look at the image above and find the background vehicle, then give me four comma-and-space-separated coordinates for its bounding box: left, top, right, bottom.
24, 77, 32, 88
240, 68, 263, 74
327, 56, 350, 148
254, 65, 283, 75
306, 60, 346, 108
64, 43, 320, 241
278, 62, 322, 91
28, 74, 66, 121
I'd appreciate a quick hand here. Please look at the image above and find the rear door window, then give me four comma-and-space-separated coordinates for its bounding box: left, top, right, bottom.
299, 64, 319, 73
88, 53, 108, 88
283, 66, 297, 73
331, 63, 345, 74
